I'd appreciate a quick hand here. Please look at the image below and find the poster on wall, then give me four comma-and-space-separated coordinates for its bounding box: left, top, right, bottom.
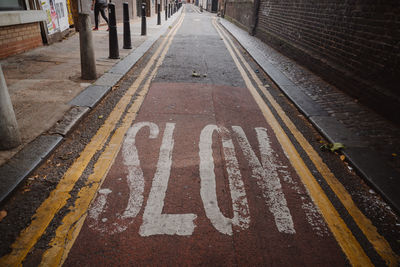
66, 0, 74, 26
41, 0, 60, 35
54, 0, 70, 31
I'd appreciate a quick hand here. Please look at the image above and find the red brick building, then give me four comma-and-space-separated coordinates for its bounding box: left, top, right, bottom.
0, 1, 46, 59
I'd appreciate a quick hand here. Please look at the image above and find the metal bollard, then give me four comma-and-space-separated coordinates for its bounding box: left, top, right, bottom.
165, 0, 168, 20
168, 3, 171, 18
108, 3, 119, 59
141, 2, 147, 36
123, 2, 132, 49
157, 2, 161, 25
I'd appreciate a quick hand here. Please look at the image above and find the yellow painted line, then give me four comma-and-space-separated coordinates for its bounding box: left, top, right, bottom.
39, 15, 186, 267
213, 19, 399, 267
0, 14, 185, 267
212, 19, 374, 266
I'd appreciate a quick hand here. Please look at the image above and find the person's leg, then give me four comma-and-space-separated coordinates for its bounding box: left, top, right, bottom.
94, 4, 100, 29
99, 6, 109, 26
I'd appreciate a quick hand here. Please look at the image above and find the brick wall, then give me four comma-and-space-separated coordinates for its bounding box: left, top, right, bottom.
225, 0, 254, 31
0, 23, 43, 59
254, 0, 400, 122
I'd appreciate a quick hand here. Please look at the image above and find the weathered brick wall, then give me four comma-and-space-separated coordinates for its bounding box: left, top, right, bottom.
0, 23, 43, 59
255, 0, 400, 122
225, 0, 254, 31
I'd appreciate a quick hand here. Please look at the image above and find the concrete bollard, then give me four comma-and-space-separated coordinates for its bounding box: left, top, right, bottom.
79, 13, 97, 80
0, 64, 21, 150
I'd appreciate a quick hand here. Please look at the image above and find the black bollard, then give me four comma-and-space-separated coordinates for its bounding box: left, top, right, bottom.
165, 0, 167, 20
168, 3, 171, 18
165, 0, 168, 20
141, 2, 146, 36
108, 3, 119, 59
157, 2, 161, 25
123, 2, 132, 49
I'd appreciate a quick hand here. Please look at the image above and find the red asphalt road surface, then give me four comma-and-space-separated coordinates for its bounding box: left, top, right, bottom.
64, 83, 346, 266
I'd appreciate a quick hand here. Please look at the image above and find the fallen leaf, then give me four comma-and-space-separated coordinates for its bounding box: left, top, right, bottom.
59, 154, 72, 160
98, 115, 104, 119
0, 210, 7, 222
331, 143, 345, 152
340, 155, 345, 161
320, 142, 345, 152
56, 163, 61, 167
192, 71, 201, 77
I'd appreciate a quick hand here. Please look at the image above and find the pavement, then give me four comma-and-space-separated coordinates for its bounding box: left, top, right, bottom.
0, 3, 399, 215
0, 8, 183, 202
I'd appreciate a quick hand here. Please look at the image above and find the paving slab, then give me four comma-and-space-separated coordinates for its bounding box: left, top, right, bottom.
344, 147, 400, 212
309, 116, 368, 148
279, 85, 329, 117
69, 85, 112, 108
48, 106, 90, 136
94, 73, 124, 87
0, 135, 62, 202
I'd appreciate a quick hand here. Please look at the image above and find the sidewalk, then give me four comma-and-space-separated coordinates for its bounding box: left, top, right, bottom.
0, 8, 183, 202
218, 17, 400, 213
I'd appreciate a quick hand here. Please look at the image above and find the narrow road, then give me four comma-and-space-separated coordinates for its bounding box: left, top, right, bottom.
1, 4, 398, 266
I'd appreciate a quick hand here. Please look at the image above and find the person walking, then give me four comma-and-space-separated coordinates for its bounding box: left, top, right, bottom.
91, 0, 109, 30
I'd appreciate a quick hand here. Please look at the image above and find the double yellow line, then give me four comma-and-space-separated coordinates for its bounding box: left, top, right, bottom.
212, 18, 398, 267
0, 13, 185, 267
